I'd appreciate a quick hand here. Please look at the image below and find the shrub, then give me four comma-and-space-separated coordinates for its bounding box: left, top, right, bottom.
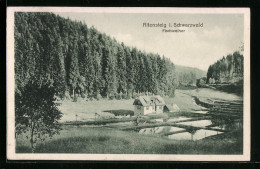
87, 95, 93, 101
126, 94, 131, 100
73, 96, 78, 102
116, 93, 122, 100
122, 93, 127, 99
109, 95, 115, 100
81, 93, 86, 98
65, 91, 71, 100
96, 93, 102, 101
132, 92, 138, 99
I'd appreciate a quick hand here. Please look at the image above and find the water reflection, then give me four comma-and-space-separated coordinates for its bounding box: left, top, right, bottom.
138, 125, 224, 141
210, 115, 242, 131
177, 120, 212, 127
139, 126, 184, 135
193, 110, 208, 114
137, 114, 242, 141
168, 129, 223, 141
186, 128, 198, 141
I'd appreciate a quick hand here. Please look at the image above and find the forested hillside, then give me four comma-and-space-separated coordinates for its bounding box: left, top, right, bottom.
175, 65, 206, 86
14, 12, 177, 100
206, 51, 244, 84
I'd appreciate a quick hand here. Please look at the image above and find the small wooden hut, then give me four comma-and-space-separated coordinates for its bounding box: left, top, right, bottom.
133, 95, 165, 115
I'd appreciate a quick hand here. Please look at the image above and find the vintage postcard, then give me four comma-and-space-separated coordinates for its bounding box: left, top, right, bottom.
7, 7, 250, 161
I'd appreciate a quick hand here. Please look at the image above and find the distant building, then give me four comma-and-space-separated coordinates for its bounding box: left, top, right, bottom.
133, 95, 166, 115
163, 104, 174, 113
164, 103, 180, 113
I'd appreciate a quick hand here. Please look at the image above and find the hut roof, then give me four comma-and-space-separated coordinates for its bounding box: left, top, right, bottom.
154, 95, 165, 106
133, 95, 165, 106
164, 104, 174, 112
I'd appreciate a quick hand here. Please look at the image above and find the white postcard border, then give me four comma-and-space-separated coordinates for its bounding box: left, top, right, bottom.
6, 7, 250, 161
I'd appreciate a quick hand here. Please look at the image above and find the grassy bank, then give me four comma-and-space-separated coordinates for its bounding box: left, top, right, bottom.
58, 98, 135, 122
58, 89, 206, 123
16, 126, 242, 154
171, 90, 205, 112
202, 80, 243, 96
215, 83, 243, 96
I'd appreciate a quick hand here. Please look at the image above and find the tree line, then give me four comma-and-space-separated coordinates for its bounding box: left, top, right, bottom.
206, 51, 244, 84
177, 72, 197, 86
15, 12, 177, 101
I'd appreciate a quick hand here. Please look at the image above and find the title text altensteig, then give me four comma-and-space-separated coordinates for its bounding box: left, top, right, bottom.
143, 22, 203, 28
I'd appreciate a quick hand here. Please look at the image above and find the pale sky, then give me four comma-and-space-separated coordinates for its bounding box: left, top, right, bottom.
55, 12, 244, 71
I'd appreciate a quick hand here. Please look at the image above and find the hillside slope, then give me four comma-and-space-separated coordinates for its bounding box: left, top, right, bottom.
175, 65, 206, 85
175, 65, 206, 78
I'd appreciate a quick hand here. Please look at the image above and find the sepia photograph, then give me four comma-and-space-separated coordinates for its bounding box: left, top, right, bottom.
6, 7, 250, 161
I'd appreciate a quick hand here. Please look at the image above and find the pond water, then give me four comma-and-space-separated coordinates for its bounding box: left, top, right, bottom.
137, 117, 241, 140
117, 88, 242, 141
113, 89, 242, 141
193, 110, 208, 114
177, 120, 212, 127
150, 116, 192, 123
168, 129, 223, 141
210, 121, 242, 131
139, 126, 184, 135
138, 125, 223, 141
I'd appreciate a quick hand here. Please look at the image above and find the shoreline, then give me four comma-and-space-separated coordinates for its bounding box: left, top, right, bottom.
16, 88, 243, 154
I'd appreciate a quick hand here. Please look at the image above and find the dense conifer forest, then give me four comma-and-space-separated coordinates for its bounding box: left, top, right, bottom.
206, 51, 244, 84
14, 12, 177, 100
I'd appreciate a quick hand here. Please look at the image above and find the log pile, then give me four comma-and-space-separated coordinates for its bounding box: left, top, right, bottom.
210, 100, 243, 115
